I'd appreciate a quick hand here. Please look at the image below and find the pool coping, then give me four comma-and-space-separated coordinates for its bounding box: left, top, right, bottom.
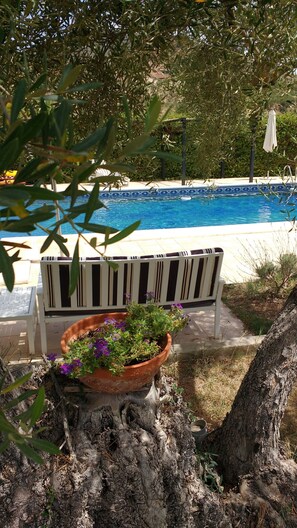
97, 181, 294, 199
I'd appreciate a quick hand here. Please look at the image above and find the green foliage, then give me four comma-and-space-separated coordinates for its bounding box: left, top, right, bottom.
196, 449, 224, 493
0, 1, 196, 138
41, 486, 56, 527
2, 3, 296, 183
279, 253, 297, 278
254, 252, 297, 296
129, 109, 297, 181
158, 120, 203, 181
169, 1, 297, 180
255, 261, 276, 281
131, 118, 216, 181
223, 112, 297, 179
57, 300, 188, 377
0, 65, 168, 292
0, 369, 60, 464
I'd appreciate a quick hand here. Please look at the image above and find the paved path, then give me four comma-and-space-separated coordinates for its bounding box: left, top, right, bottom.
1, 303, 260, 364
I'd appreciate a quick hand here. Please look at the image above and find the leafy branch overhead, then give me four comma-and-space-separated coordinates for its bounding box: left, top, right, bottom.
0, 66, 172, 292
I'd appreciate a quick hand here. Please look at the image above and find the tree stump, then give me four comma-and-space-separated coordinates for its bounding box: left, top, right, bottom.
0, 371, 223, 528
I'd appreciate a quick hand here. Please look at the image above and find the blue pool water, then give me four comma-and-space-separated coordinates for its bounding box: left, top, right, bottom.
1, 189, 296, 237
97, 193, 294, 229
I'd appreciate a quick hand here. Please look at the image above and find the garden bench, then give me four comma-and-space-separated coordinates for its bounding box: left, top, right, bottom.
37, 248, 225, 354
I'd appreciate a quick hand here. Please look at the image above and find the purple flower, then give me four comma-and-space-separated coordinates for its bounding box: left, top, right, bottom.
60, 363, 75, 375
72, 359, 83, 368
104, 318, 117, 326
47, 353, 57, 362
93, 338, 110, 358
171, 303, 183, 310
115, 321, 126, 330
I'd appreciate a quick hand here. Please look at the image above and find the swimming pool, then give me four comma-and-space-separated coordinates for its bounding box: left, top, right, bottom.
1, 183, 296, 237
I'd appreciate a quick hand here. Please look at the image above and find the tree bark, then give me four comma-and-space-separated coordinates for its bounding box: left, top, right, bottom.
209, 286, 297, 485
0, 373, 221, 528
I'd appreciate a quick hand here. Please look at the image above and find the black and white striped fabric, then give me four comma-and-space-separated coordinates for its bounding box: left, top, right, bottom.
40, 248, 224, 315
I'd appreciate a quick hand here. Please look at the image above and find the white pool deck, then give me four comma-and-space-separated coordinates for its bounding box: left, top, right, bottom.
0, 176, 295, 362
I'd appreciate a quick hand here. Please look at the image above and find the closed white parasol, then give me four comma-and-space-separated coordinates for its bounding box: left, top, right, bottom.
263, 109, 277, 152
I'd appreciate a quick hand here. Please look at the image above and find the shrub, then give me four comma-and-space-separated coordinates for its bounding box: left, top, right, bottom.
254, 252, 297, 296
134, 110, 297, 181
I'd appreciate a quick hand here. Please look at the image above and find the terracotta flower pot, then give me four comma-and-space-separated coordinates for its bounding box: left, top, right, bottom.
60, 313, 172, 394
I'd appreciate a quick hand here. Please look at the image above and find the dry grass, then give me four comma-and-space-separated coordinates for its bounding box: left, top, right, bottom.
165, 347, 256, 429
164, 346, 297, 459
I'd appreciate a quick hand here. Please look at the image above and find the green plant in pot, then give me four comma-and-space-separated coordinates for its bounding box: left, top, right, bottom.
55, 295, 188, 393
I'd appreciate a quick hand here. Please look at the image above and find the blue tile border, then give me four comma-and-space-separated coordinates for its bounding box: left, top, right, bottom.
98, 183, 292, 200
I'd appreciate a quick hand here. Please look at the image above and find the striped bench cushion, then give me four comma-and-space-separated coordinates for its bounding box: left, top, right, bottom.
41, 248, 223, 315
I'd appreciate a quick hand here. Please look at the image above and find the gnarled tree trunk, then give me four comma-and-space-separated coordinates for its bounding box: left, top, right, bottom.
209, 287, 297, 485
1, 373, 228, 528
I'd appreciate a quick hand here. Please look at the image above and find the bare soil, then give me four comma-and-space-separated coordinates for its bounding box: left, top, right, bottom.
245, 295, 285, 321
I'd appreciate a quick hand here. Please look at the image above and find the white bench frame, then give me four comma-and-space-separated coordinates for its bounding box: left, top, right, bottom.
37, 249, 225, 355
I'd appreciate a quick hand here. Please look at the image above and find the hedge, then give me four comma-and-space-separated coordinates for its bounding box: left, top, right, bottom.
130, 111, 297, 181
